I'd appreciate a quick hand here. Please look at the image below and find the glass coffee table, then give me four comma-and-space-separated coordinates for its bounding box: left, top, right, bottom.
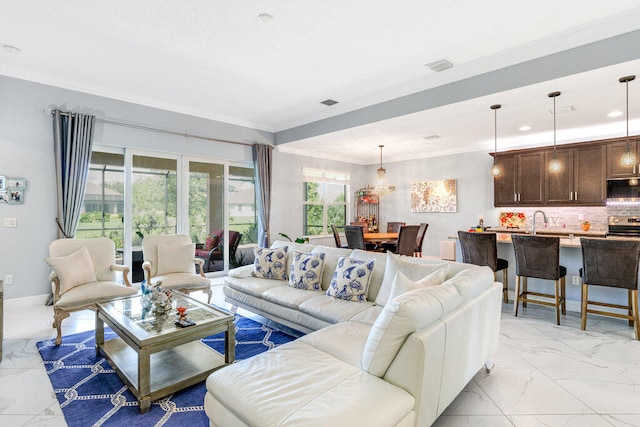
96, 291, 235, 413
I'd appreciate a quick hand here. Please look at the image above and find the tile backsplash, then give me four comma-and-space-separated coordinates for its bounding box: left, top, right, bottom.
500, 207, 608, 232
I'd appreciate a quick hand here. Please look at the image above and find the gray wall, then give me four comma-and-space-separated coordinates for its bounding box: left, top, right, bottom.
368, 151, 498, 257
0, 76, 271, 300
270, 149, 367, 247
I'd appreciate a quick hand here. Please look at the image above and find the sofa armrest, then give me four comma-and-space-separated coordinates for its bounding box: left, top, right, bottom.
110, 264, 132, 287
227, 265, 253, 279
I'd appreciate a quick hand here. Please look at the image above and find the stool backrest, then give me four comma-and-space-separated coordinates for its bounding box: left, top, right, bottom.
581, 238, 640, 290
457, 231, 498, 271
511, 234, 562, 280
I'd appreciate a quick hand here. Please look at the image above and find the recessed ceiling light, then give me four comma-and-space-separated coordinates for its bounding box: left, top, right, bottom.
257, 13, 273, 23
2, 44, 21, 53
519, 125, 531, 131
321, 99, 338, 106
607, 110, 623, 118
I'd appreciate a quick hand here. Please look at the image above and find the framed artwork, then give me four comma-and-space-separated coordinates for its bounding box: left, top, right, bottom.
410, 179, 457, 213
7, 178, 26, 190
0, 175, 5, 190
8, 189, 24, 204
0, 191, 7, 203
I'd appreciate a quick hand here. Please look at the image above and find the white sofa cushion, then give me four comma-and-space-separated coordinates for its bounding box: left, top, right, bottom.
46, 247, 98, 294
389, 269, 448, 301
299, 322, 372, 368
327, 256, 375, 302
157, 243, 195, 275
299, 295, 375, 324
55, 280, 137, 310
262, 285, 320, 309
375, 252, 450, 306
253, 246, 289, 280
205, 340, 415, 427
148, 272, 210, 289
362, 284, 462, 377
289, 251, 325, 291
442, 266, 494, 303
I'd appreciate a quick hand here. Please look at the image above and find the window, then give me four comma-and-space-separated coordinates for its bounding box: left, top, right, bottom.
303, 168, 349, 236
78, 152, 125, 251
229, 166, 258, 244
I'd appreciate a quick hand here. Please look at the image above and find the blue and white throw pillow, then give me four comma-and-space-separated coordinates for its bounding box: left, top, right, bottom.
253, 246, 289, 280
327, 256, 375, 302
289, 251, 325, 291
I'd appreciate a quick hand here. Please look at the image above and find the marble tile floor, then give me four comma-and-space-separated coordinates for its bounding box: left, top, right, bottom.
1, 282, 639, 427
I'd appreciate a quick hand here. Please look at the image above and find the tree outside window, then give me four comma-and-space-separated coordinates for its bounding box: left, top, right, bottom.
303, 168, 349, 236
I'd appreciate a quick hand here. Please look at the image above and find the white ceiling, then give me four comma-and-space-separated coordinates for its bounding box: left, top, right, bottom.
2, 1, 640, 165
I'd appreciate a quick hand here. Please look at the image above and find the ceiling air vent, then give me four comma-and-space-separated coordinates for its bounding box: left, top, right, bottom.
425, 58, 453, 73
423, 135, 441, 141
321, 99, 338, 106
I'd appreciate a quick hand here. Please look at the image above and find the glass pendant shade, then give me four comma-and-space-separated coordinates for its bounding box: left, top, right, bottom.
548, 91, 561, 173
490, 162, 501, 177
490, 104, 501, 177
549, 152, 561, 172
619, 75, 637, 167
372, 145, 395, 196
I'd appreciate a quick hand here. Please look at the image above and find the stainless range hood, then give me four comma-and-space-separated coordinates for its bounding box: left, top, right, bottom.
607, 179, 640, 201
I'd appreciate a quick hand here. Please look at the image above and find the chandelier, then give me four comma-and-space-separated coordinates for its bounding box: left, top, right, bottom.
372, 145, 395, 196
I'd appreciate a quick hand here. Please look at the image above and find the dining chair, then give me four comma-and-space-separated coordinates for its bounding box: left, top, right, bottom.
386, 221, 406, 233
580, 238, 640, 340
511, 234, 566, 325
457, 231, 508, 303
414, 223, 429, 257
393, 225, 420, 256
331, 224, 348, 248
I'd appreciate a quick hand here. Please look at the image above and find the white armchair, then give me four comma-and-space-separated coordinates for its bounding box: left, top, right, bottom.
46, 237, 137, 345
142, 234, 212, 303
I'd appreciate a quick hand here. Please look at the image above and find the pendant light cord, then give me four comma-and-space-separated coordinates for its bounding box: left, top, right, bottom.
553, 95, 557, 152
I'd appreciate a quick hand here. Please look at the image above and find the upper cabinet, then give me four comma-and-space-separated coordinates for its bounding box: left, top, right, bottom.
494, 140, 609, 207
545, 145, 606, 206
493, 152, 544, 206
607, 140, 640, 179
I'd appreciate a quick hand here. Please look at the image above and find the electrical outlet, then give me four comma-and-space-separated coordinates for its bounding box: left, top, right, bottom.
4, 274, 13, 285
3, 217, 16, 227
578, 214, 584, 221
571, 275, 580, 285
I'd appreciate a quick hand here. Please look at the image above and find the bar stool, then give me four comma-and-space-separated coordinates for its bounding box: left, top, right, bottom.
580, 238, 640, 340
458, 231, 509, 303
511, 234, 566, 325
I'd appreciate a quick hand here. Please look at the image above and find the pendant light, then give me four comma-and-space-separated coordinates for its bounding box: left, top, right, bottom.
372, 145, 395, 196
490, 104, 502, 177
548, 91, 562, 172
619, 75, 636, 168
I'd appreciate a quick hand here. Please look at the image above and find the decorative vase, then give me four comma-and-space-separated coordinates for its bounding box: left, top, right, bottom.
581, 222, 591, 231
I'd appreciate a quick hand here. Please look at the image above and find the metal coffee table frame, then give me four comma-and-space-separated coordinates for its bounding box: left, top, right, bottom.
96, 291, 235, 413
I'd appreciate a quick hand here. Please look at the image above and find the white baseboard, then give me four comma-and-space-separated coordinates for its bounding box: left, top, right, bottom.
4, 293, 51, 309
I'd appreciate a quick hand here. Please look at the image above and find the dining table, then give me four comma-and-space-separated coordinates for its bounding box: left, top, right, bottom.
363, 232, 398, 243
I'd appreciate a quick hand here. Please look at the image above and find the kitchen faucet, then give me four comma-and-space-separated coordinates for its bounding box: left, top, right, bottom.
531, 210, 548, 235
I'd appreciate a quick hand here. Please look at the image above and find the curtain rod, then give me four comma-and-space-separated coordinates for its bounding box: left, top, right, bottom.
43, 108, 260, 148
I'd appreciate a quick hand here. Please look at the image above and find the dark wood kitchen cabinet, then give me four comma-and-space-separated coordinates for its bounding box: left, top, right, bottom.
607, 140, 640, 179
545, 145, 606, 206
493, 152, 544, 206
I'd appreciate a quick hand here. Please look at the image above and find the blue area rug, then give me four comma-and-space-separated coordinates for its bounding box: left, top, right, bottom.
37, 315, 298, 427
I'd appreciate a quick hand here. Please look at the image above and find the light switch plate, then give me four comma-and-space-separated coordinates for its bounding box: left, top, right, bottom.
3, 218, 16, 227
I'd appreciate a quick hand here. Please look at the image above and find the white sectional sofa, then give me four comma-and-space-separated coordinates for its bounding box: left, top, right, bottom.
205, 241, 502, 427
